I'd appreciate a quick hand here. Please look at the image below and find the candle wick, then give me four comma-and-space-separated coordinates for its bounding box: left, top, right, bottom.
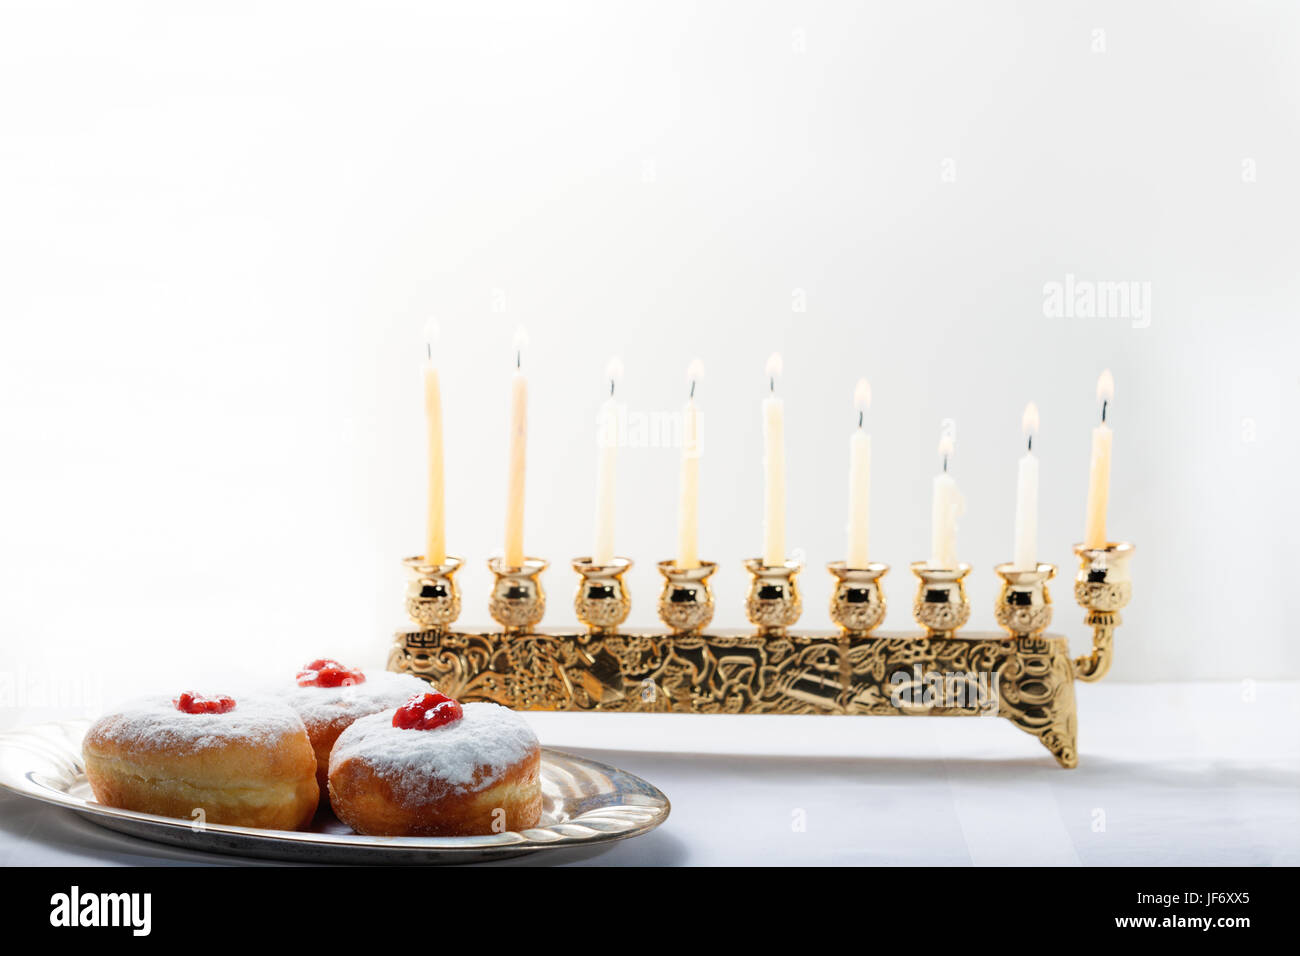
943, 454, 949, 473
857, 410, 863, 429
1027, 434, 1033, 453
769, 376, 775, 393
516, 350, 521, 370
1101, 399, 1108, 424
426, 342, 431, 362
609, 378, 615, 397
689, 379, 696, 399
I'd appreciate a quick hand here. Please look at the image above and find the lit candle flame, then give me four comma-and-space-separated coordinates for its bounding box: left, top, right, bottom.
1022, 401, 1040, 438
687, 358, 704, 398
854, 378, 871, 428
1096, 369, 1115, 403
938, 433, 955, 465
605, 356, 624, 395
765, 352, 783, 391
854, 378, 872, 412
1096, 369, 1114, 423
1096, 369, 1114, 403
511, 326, 528, 367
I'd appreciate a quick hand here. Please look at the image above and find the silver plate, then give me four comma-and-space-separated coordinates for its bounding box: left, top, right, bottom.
0, 719, 670, 864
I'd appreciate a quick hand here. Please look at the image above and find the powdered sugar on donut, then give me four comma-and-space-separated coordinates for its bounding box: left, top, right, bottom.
88, 694, 307, 753
279, 670, 429, 728
331, 702, 538, 799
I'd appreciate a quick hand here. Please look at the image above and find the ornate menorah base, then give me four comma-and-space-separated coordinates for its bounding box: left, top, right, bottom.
388, 629, 1080, 768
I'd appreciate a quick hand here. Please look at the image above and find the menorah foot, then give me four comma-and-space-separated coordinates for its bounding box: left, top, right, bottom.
999, 635, 1079, 768
1020, 724, 1079, 769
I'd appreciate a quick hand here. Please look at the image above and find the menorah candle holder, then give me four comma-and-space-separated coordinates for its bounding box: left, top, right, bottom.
402, 555, 464, 631
910, 563, 972, 637
572, 557, 633, 634
743, 558, 803, 635
1072, 542, 1134, 681
656, 560, 717, 635
993, 563, 1055, 638
486, 557, 547, 635
827, 562, 889, 635
389, 541, 1135, 768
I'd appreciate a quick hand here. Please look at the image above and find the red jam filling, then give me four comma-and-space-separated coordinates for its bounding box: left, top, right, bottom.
393, 692, 463, 731
296, 658, 366, 688
174, 692, 236, 715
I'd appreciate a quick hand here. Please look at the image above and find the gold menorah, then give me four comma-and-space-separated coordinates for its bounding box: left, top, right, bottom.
388, 543, 1134, 768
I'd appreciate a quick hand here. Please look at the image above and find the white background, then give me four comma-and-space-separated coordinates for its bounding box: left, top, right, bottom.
1, 0, 1297, 726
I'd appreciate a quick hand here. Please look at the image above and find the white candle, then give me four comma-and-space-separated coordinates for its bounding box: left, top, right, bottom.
422, 318, 446, 565
1084, 370, 1114, 549
1013, 402, 1040, 570
762, 353, 786, 566
503, 327, 528, 567
846, 378, 872, 569
929, 430, 962, 568
675, 360, 704, 569
592, 357, 623, 565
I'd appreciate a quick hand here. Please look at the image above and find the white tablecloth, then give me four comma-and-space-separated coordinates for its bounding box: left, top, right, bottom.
2, 681, 1296, 866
